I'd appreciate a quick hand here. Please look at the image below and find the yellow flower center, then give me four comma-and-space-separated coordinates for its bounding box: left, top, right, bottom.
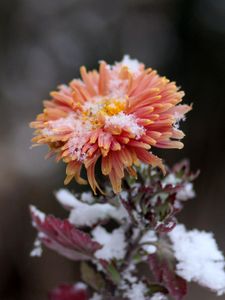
102, 98, 126, 116
81, 97, 127, 128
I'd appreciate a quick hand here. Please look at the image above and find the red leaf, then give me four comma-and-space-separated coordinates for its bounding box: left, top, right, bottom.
49, 283, 89, 300
162, 263, 187, 300
148, 254, 187, 300
148, 254, 163, 282
30, 206, 102, 261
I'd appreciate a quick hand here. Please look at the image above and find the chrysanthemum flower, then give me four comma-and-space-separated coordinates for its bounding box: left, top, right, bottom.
30, 55, 191, 193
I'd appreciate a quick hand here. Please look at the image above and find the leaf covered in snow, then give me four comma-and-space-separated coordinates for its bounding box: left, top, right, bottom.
30, 206, 102, 261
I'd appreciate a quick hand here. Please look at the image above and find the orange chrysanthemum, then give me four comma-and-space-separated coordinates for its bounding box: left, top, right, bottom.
30, 56, 191, 193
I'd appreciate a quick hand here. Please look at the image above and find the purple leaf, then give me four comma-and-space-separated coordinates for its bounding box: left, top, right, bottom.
148, 254, 187, 300
49, 283, 89, 300
162, 263, 187, 300
30, 206, 102, 261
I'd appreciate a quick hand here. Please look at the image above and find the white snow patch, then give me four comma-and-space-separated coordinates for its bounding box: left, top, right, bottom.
56, 189, 129, 226
132, 228, 141, 241
89, 293, 102, 300
55, 189, 77, 209
80, 191, 94, 203
169, 224, 225, 295
177, 182, 195, 201
74, 282, 87, 290
173, 112, 186, 129
150, 293, 168, 300
120, 191, 128, 201
120, 263, 138, 294
30, 205, 46, 223
140, 230, 157, 254
162, 173, 182, 187
30, 232, 46, 257
30, 238, 43, 257
121, 55, 141, 74
92, 226, 127, 260
105, 112, 145, 138
124, 282, 147, 300
122, 264, 137, 285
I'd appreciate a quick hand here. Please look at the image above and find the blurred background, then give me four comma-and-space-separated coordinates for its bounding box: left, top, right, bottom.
0, 0, 224, 299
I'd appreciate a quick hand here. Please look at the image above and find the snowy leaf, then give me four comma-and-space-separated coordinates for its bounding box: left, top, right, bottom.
48, 283, 89, 300
30, 206, 102, 261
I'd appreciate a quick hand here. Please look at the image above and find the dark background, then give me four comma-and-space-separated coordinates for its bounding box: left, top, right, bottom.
0, 0, 225, 299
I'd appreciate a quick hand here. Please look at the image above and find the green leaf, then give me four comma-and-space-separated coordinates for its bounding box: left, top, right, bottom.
107, 263, 121, 285
147, 283, 168, 294
133, 252, 142, 263
81, 262, 105, 291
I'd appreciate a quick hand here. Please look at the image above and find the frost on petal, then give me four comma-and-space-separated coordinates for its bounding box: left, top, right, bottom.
49, 283, 88, 300
104, 112, 145, 138
169, 224, 225, 295
56, 189, 129, 227
92, 226, 127, 260
120, 55, 142, 74
30, 206, 102, 261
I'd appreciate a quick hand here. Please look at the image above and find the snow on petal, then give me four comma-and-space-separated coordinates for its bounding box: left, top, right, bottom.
104, 112, 145, 138
120, 54, 142, 74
